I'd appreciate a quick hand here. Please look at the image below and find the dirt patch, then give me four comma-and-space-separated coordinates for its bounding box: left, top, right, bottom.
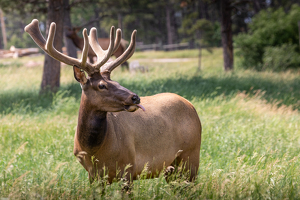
152, 58, 192, 62
136, 58, 192, 63
25, 61, 43, 68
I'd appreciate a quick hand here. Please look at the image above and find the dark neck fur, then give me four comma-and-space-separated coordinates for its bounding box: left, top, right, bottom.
77, 95, 107, 153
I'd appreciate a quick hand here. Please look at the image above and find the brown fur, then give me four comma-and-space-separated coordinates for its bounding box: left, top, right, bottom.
73, 68, 202, 183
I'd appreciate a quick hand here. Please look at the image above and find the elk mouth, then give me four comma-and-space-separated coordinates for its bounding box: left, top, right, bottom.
124, 104, 146, 112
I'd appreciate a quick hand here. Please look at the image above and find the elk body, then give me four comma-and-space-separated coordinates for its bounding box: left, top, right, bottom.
66, 27, 129, 69
25, 19, 201, 183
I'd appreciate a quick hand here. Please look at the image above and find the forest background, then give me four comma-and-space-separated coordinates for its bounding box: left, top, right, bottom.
0, 0, 300, 92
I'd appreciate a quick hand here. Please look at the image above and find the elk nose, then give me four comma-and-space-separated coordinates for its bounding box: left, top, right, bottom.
131, 95, 140, 104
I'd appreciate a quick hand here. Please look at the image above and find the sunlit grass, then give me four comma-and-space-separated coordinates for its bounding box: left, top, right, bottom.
0, 48, 300, 199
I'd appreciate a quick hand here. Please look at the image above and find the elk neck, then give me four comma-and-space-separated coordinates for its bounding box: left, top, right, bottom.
68, 34, 85, 50
76, 92, 108, 153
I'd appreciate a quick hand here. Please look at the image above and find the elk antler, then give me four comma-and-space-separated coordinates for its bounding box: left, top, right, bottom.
24, 19, 95, 75
88, 26, 116, 70
88, 26, 137, 73
100, 30, 137, 73
25, 19, 136, 75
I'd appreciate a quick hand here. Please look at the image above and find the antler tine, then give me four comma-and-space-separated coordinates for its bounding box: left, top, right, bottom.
46, 22, 94, 74
101, 30, 137, 73
25, 19, 95, 75
24, 19, 47, 50
81, 28, 89, 68
89, 26, 115, 70
112, 28, 122, 54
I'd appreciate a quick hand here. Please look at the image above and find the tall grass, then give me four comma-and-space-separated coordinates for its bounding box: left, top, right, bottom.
0, 49, 299, 199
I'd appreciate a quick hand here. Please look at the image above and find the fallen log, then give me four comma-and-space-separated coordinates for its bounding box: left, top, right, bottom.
0, 46, 40, 58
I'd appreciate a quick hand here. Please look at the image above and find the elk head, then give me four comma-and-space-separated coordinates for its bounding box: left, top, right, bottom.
65, 26, 82, 39
25, 19, 144, 112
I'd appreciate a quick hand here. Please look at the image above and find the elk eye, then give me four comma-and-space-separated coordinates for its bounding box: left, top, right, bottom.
98, 84, 107, 90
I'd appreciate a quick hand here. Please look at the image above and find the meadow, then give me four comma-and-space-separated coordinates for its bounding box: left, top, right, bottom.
0, 48, 299, 199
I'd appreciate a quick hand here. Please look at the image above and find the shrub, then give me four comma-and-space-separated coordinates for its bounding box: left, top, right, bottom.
235, 4, 300, 71
263, 44, 300, 71
7, 32, 39, 49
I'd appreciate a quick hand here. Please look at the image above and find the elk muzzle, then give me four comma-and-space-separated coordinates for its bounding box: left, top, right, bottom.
131, 95, 140, 104
124, 94, 145, 112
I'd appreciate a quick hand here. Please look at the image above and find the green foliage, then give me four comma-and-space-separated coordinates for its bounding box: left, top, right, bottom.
263, 43, 300, 71
235, 4, 300, 71
0, 7, 45, 49
67, 0, 173, 44
7, 32, 39, 49
0, 0, 47, 14
179, 12, 221, 47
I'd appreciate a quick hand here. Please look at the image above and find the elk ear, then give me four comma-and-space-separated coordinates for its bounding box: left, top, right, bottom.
73, 66, 87, 85
74, 27, 81, 33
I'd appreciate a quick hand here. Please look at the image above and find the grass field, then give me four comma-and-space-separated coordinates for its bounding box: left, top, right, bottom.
0, 48, 300, 199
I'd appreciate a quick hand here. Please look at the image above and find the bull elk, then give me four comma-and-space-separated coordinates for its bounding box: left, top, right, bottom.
65, 26, 129, 69
25, 19, 201, 183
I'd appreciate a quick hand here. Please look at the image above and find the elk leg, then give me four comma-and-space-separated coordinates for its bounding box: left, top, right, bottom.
177, 151, 200, 182
164, 150, 183, 182
121, 61, 129, 70
121, 178, 133, 194
164, 165, 175, 182
164, 149, 200, 182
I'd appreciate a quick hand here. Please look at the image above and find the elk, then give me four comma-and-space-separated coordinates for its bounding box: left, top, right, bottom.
25, 19, 201, 184
65, 27, 129, 69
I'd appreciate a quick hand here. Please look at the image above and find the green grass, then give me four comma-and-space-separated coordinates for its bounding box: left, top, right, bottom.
0, 49, 300, 199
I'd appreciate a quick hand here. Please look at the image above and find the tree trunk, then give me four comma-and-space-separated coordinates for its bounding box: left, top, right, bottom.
253, 0, 262, 14
165, 2, 173, 45
197, 30, 202, 72
93, 7, 101, 36
298, 21, 300, 50
220, 0, 233, 71
198, 0, 209, 19
117, 13, 123, 36
41, 0, 64, 93
0, 9, 7, 49
118, 13, 123, 30
63, 0, 77, 58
